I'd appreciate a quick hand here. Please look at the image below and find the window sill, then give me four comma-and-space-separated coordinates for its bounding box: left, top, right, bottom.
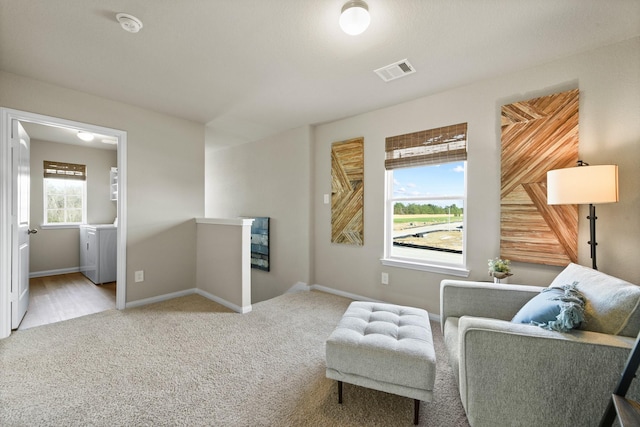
380, 258, 470, 277
40, 223, 83, 230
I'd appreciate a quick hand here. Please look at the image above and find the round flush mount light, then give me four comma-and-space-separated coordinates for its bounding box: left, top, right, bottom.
339, 0, 370, 36
116, 13, 143, 33
77, 131, 95, 142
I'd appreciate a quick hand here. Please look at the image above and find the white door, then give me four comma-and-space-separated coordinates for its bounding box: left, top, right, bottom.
11, 121, 30, 329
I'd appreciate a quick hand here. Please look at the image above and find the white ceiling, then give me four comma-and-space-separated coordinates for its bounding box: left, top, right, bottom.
1, 0, 639, 149
20, 122, 118, 151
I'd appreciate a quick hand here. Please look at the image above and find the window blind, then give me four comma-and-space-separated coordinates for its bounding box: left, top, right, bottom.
43, 160, 86, 181
385, 122, 467, 170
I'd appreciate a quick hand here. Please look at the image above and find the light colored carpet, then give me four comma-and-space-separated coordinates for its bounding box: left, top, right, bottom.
0, 290, 469, 426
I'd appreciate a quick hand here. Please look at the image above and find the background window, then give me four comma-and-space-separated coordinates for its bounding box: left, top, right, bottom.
43, 160, 87, 225
387, 163, 465, 266
384, 123, 467, 269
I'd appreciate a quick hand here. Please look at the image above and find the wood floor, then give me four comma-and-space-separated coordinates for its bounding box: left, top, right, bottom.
18, 273, 116, 331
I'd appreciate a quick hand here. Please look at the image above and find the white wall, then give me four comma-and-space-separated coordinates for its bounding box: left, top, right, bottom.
196, 219, 252, 313
1, 71, 205, 302
204, 38, 639, 314
312, 37, 640, 315
29, 139, 117, 273
205, 126, 312, 303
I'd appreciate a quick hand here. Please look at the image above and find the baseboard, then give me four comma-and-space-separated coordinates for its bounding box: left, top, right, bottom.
124, 282, 438, 322
286, 282, 311, 293
126, 288, 196, 309
195, 289, 252, 314
30, 267, 80, 278
308, 284, 441, 323
125, 288, 251, 314
309, 284, 383, 303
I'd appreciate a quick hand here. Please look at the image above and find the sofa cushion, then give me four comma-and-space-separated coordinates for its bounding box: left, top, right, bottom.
511, 283, 585, 332
550, 263, 640, 337
443, 317, 460, 385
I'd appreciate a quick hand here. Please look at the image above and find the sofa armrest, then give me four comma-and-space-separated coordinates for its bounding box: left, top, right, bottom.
458, 316, 638, 427
440, 279, 543, 333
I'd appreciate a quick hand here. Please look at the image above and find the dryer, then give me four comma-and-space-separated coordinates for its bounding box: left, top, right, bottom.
79, 224, 117, 284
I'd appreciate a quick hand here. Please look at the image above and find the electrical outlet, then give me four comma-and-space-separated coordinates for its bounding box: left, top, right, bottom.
323, 194, 330, 204
135, 270, 144, 282
381, 272, 389, 285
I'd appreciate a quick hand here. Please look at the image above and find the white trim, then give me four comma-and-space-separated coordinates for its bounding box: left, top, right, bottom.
195, 217, 254, 226
126, 288, 196, 309
125, 287, 251, 314
310, 284, 384, 303
0, 110, 12, 338
0, 108, 128, 339
195, 288, 252, 313
380, 258, 470, 277
115, 129, 127, 310
39, 223, 82, 230
286, 282, 311, 293
383, 161, 469, 277
30, 267, 80, 278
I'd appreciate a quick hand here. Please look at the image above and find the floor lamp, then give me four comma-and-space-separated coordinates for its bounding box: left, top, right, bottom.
547, 161, 619, 270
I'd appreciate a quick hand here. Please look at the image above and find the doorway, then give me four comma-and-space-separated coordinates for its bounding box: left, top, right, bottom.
19, 272, 116, 330
0, 108, 128, 339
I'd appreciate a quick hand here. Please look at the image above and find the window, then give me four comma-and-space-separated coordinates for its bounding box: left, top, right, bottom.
43, 161, 87, 225
383, 123, 468, 275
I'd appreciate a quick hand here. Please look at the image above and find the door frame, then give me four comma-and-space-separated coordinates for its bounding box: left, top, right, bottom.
0, 108, 128, 339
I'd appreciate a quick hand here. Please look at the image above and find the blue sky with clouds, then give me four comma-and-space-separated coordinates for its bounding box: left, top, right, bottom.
392, 161, 465, 204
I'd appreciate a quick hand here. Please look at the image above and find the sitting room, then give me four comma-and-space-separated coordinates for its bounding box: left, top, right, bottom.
1, 1, 639, 426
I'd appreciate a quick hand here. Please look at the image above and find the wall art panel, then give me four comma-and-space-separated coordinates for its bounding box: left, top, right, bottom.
500, 89, 579, 266
331, 137, 364, 245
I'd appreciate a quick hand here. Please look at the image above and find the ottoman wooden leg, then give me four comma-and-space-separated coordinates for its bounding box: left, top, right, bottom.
414, 399, 420, 425
338, 381, 343, 404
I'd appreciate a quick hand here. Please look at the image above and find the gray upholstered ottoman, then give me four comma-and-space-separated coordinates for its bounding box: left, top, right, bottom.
325, 301, 436, 425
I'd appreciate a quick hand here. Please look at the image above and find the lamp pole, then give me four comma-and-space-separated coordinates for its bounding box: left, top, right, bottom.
588, 203, 598, 270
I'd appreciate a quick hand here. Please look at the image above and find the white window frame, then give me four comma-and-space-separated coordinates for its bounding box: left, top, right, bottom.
42, 177, 87, 228
382, 164, 469, 276
381, 123, 470, 277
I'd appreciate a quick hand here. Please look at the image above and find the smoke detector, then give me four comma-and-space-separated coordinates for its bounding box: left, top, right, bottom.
116, 13, 143, 33
374, 59, 416, 82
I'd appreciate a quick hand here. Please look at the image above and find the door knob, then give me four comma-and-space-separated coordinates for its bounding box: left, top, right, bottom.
27, 229, 38, 235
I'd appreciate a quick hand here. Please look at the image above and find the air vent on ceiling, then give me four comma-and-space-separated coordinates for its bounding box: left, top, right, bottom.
374, 59, 416, 82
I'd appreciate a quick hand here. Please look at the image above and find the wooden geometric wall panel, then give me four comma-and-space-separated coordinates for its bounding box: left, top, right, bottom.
500, 89, 579, 266
331, 137, 364, 245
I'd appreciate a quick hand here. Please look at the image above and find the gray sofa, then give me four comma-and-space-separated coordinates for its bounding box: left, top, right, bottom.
440, 263, 640, 427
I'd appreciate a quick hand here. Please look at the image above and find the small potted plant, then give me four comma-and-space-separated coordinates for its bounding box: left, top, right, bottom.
488, 257, 512, 283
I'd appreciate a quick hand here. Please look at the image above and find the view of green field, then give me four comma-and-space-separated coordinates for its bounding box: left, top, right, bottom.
393, 214, 463, 230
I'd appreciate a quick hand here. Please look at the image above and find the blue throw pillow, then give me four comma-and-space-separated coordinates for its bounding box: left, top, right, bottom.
512, 282, 585, 332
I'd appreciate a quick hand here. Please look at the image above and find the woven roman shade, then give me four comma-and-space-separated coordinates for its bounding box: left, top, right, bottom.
385, 122, 467, 170
43, 160, 86, 180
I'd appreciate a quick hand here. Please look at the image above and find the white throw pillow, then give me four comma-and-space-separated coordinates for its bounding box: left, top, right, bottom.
550, 263, 640, 336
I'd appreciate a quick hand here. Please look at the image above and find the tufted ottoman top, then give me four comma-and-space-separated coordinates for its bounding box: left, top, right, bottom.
326, 301, 435, 392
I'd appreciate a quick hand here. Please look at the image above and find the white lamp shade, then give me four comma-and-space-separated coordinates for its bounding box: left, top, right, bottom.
547, 164, 619, 205
339, 1, 370, 35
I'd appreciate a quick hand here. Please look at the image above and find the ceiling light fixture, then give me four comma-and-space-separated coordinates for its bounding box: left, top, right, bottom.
77, 131, 95, 142
339, 1, 370, 36
116, 13, 143, 33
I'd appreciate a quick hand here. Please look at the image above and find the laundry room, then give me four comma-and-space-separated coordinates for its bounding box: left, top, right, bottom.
21, 122, 118, 329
